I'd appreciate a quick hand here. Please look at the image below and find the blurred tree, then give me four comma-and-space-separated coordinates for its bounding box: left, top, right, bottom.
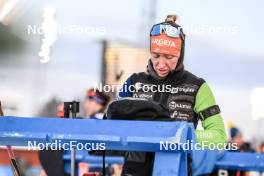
0, 23, 24, 55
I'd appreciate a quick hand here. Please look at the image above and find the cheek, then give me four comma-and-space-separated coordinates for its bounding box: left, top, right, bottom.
168, 59, 179, 70
84, 101, 91, 109
151, 58, 158, 66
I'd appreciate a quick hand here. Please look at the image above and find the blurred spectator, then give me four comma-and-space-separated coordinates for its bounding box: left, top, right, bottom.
259, 142, 264, 153
230, 127, 243, 149
230, 127, 255, 152
83, 89, 110, 119
57, 102, 65, 118
38, 97, 62, 117
226, 127, 256, 176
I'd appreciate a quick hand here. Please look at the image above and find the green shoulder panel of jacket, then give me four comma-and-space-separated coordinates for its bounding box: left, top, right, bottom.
194, 82, 228, 145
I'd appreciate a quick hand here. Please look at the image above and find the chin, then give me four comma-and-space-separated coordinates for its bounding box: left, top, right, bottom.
158, 73, 169, 78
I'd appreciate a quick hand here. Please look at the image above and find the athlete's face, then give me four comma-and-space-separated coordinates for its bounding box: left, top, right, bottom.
84, 98, 103, 117
150, 52, 180, 78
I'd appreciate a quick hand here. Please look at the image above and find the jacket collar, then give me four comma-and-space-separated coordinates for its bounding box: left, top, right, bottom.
146, 59, 185, 83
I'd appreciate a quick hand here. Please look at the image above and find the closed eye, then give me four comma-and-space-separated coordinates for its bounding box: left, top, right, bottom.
165, 55, 175, 60
152, 53, 160, 58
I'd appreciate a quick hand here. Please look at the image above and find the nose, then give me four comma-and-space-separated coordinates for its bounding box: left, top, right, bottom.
156, 58, 167, 69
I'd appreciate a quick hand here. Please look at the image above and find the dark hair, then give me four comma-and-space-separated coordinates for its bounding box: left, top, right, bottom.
86, 88, 110, 106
